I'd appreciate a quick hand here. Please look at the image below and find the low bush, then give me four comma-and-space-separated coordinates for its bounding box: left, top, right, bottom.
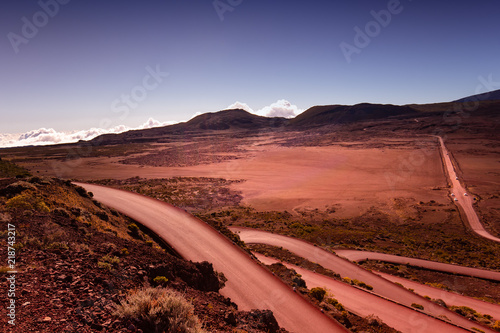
309, 287, 327, 302
352, 279, 373, 290
5, 194, 50, 213
325, 297, 345, 311
114, 287, 205, 333
153, 276, 169, 286
411, 303, 424, 310
98, 255, 120, 271
128, 223, 141, 238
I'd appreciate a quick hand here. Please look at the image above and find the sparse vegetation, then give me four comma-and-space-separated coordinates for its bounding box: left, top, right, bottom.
91, 176, 243, 213
325, 297, 345, 311
0, 158, 31, 178
127, 223, 140, 238
352, 279, 373, 291
424, 282, 450, 290
153, 276, 169, 286
6, 193, 50, 213
114, 287, 205, 333
200, 205, 500, 271
411, 303, 424, 310
309, 287, 327, 302
0, 168, 285, 332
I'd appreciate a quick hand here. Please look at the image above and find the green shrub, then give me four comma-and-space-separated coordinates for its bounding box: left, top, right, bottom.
325, 298, 345, 311
46, 242, 69, 251
352, 279, 373, 290
121, 248, 129, 256
98, 255, 120, 270
98, 261, 112, 271
153, 276, 169, 286
492, 320, 500, 332
114, 287, 205, 333
6, 194, 50, 213
74, 186, 91, 198
309, 287, 327, 302
425, 282, 450, 291
6, 194, 33, 210
342, 277, 352, 285
411, 303, 424, 310
450, 305, 477, 317
128, 223, 141, 238
37, 201, 50, 213
101, 255, 120, 265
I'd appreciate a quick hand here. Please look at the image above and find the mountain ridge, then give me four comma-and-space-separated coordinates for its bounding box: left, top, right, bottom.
84, 92, 500, 145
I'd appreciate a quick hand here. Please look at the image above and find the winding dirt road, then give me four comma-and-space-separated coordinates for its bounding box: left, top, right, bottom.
233, 227, 496, 333
334, 249, 500, 281
437, 136, 500, 242
256, 253, 470, 333
374, 271, 500, 321
76, 183, 347, 333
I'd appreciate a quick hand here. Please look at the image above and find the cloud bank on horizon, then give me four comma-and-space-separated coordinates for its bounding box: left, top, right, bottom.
0, 118, 176, 148
1, 100, 301, 148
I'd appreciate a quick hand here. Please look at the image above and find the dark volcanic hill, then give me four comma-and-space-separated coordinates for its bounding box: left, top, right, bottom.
90, 109, 288, 145
454, 89, 500, 103
289, 103, 419, 127
86, 96, 499, 146
184, 109, 288, 130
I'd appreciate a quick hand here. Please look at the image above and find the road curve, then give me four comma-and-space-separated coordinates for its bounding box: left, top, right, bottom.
76, 183, 348, 333
334, 250, 500, 282
375, 271, 500, 321
256, 253, 470, 333
233, 227, 496, 333
437, 136, 500, 243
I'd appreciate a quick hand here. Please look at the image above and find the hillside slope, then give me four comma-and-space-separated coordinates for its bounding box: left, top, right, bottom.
0, 176, 287, 332
289, 103, 419, 127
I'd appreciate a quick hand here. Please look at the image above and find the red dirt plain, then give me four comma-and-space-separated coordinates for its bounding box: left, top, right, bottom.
9, 135, 451, 223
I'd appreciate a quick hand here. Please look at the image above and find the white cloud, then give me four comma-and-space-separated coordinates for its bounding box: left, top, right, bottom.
225, 99, 303, 118
0, 101, 303, 148
138, 117, 177, 129
257, 99, 302, 118
225, 101, 254, 113
0, 118, 177, 148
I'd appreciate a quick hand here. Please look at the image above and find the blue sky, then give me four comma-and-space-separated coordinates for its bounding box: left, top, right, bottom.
1, 0, 499, 136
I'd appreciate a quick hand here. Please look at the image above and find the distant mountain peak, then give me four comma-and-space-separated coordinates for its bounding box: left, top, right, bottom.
289, 103, 418, 127
186, 108, 287, 130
